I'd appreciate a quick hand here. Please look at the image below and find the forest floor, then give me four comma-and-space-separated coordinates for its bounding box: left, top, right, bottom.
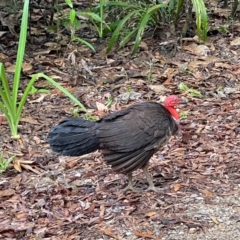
1, 1, 240, 239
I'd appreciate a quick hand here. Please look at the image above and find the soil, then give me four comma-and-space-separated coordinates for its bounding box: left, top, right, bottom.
1, 1, 240, 239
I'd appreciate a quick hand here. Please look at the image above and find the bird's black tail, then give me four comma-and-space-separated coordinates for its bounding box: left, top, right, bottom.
48, 118, 100, 156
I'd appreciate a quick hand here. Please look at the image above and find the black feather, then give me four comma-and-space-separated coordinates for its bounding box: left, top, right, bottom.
48, 102, 178, 173
48, 118, 99, 156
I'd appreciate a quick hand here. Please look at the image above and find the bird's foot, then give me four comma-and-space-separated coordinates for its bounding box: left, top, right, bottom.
122, 185, 140, 193
121, 173, 141, 193
146, 185, 162, 193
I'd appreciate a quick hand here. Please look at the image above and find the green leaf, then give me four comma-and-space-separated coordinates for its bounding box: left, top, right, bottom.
192, 0, 208, 41
178, 82, 189, 91
72, 37, 95, 51
29, 86, 50, 94
103, 1, 137, 9
37, 89, 50, 93
0, 0, 90, 138
0, 154, 15, 173
132, 4, 165, 55
120, 28, 138, 48
0, 63, 12, 108
102, 20, 121, 36
132, 14, 151, 55
12, 0, 29, 115
29, 86, 38, 94
65, 0, 73, 8
178, 82, 203, 98
70, 9, 76, 24
77, 11, 105, 23
107, 9, 141, 53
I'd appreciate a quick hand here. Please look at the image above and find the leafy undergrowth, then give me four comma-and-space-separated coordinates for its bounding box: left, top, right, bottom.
1, 4, 240, 240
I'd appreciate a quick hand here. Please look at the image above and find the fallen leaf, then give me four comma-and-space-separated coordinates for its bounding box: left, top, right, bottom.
22, 62, 33, 72
28, 94, 45, 103
21, 116, 40, 125
96, 102, 108, 112
16, 213, 28, 219
134, 231, 154, 238
13, 160, 22, 172
149, 85, 168, 93
100, 228, 120, 240
210, 216, 220, 225
0, 189, 15, 197
193, 45, 210, 56
21, 164, 42, 174
230, 37, 240, 46
201, 189, 215, 198
173, 183, 181, 192
99, 204, 105, 218
145, 211, 157, 217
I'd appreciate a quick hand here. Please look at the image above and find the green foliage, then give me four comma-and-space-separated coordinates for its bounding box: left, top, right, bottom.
5, 0, 22, 14
75, 11, 110, 38
63, 0, 96, 51
178, 82, 203, 98
46, 0, 208, 54
181, 65, 192, 75
84, 0, 110, 38
218, 26, 228, 33
105, 95, 114, 107
192, 0, 208, 41
85, 113, 99, 121
180, 111, 188, 120
126, 86, 132, 92
0, 154, 15, 173
104, 2, 166, 55
93, 0, 208, 54
0, 0, 88, 138
70, 106, 80, 118
60, 0, 110, 50
145, 61, 154, 81
29, 86, 50, 94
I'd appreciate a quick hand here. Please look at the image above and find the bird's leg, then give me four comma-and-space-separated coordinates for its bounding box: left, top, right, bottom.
142, 163, 161, 192
122, 173, 139, 192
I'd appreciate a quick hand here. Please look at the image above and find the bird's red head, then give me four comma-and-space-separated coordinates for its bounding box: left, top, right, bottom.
164, 95, 183, 120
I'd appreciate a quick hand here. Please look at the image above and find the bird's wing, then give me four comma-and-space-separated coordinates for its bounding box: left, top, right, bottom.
96, 102, 177, 152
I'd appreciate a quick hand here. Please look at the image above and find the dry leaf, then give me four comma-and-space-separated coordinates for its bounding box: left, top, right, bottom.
22, 62, 33, 72
193, 45, 210, 56
145, 211, 157, 217
0, 114, 7, 124
13, 160, 22, 172
21, 164, 42, 174
148, 85, 167, 93
100, 228, 120, 240
210, 216, 220, 225
134, 231, 154, 238
96, 102, 108, 111
28, 95, 45, 103
99, 204, 105, 218
230, 37, 240, 46
201, 189, 215, 198
173, 183, 181, 192
6, 64, 16, 73
21, 116, 40, 125
16, 213, 28, 219
0, 189, 15, 197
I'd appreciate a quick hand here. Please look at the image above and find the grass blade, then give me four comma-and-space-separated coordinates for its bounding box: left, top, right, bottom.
0, 63, 12, 106
12, 0, 29, 112
107, 9, 141, 53
72, 37, 95, 51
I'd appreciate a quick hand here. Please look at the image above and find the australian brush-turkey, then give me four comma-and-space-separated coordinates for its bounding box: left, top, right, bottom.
48, 95, 185, 192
